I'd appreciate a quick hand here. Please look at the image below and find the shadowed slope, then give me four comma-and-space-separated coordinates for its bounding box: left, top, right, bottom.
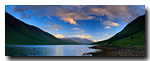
92, 15, 145, 46
5, 12, 78, 45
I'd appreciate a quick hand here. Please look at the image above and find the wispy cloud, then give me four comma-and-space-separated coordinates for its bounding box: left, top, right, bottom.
74, 35, 93, 39
102, 21, 120, 26
47, 16, 52, 19
43, 30, 51, 32
94, 33, 114, 41
70, 30, 91, 36
69, 29, 89, 36
45, 19, 47, 21
42, 21, 61, 31
71, 28, 83, 30
43, 25, 52, 30
104, 34, 112, 38
105, 26, 112, 29
53, 24, 61, 30
102, 21, 119, 29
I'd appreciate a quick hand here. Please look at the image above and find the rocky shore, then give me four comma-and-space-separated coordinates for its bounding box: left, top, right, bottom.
82, 45, 145, 56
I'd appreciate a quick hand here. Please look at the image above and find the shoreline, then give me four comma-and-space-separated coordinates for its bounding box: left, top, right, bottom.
82, 45, 145, 56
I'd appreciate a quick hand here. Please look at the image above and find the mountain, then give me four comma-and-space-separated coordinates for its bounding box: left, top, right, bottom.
92, 15, 145, 46
5, 12, 78, 45
62, 38, 94, 44
60, 38, 81, 44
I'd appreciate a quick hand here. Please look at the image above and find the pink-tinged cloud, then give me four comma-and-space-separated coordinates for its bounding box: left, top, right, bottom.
43, 30, 51, 32
61, 18, 77, 25
102, 21, 120, 26
105, 26, 112, 29
102, 21, 120, 29
53, 24, 61, 30
47, 16, 52, 19
43, 21, 61, 30
71, 28, 83, 30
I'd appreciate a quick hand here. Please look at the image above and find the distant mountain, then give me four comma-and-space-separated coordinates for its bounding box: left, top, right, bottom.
92, 15, 145, 45
5, 12, 78, 45
62, 38, 94, 44
60, 38, 81, 44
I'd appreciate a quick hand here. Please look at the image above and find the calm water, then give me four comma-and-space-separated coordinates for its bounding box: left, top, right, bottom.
5, 45, 98, 56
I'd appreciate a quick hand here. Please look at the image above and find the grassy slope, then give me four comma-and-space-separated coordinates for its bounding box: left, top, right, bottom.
92, 15, 145, 47
5, 12, 78, 45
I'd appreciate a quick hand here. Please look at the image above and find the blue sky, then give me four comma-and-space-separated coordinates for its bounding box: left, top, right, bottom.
5, 5, 145, 42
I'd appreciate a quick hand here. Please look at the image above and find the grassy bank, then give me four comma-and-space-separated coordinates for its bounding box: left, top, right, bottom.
92, 29, 145, 49
91, 15, 145, 48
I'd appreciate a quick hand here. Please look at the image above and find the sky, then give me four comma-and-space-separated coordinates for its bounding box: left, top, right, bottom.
5, 5, 145, 42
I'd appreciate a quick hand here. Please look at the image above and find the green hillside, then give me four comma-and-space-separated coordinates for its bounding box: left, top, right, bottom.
92, 15, 145, 46
5, 12, 78, 45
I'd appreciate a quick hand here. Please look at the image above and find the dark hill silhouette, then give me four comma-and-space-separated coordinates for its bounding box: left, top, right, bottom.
5, 12, 79, 45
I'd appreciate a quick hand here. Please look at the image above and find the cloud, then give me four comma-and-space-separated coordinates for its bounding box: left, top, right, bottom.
69, 27, 88, 36
93, 39, 96, 42
104, 34, 112, 38
90, 5, 145, 23
70, 30, 91, 36
100, 38, 107, 41
43, 30, 51, 32
52, 34, 93, 39
105, 26, 112, 29
100, 17, 103, 21
43, 21, 61, 30
11, 5, 62, 12
38, 16, 41, 18
53, 34, 65, 38
43, 25, 52, 30
99, 33, 113, 41
93, 39, 101, 42
93, 33, 113, 41
98, 40, 101, 41
59, 34, 93, 39
47, 16, 52, 19
74, 35, 93, 38
102, 21, 119, 29
53, 24, 61, 30
48, 22, 53, 25
71, 28, 83, 30
20, 12, 31, 19
61, 18, 77, 25
102, 21, 120, 26
11, 5, 145, 25
45, 19, 47, 21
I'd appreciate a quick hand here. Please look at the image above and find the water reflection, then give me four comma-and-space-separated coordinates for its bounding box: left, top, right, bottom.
55, 45, 64, 56
5, 45, 97, 56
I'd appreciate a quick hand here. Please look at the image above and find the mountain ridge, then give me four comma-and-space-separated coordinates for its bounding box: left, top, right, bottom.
92, 15, 145, 45
62, 38, 94, 44
5, 12, 79, 45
